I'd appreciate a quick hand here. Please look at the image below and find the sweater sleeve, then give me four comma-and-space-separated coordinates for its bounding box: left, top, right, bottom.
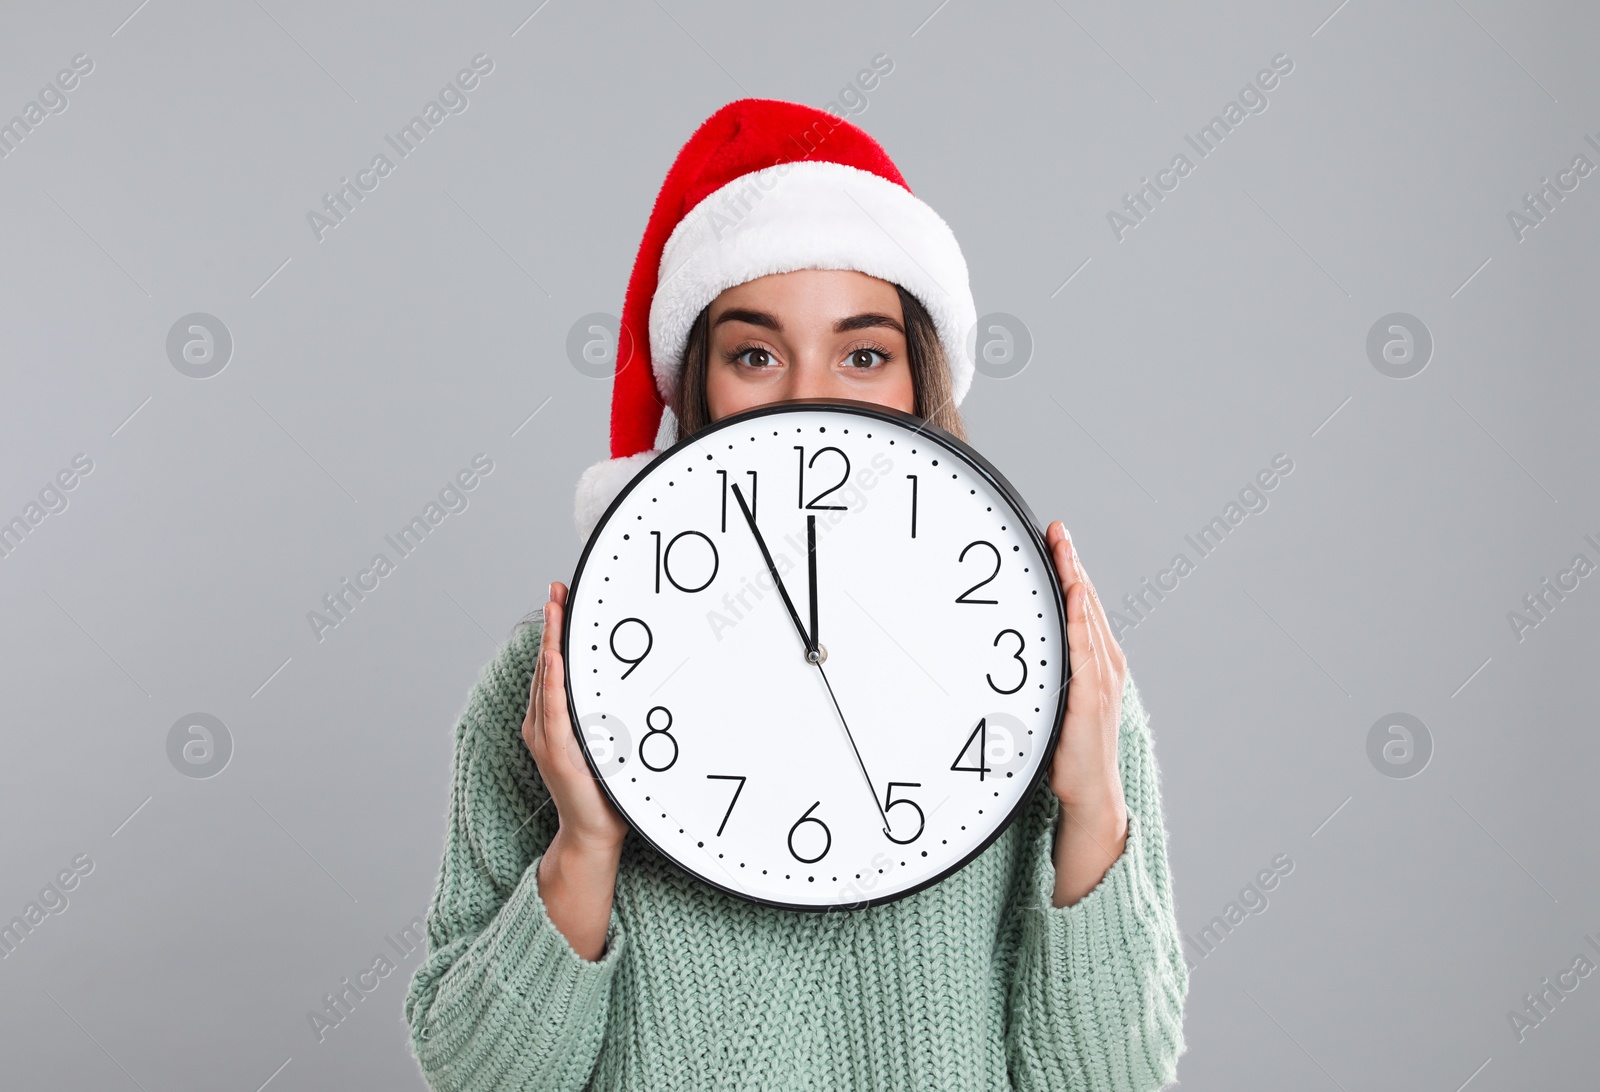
1002, 672, 1188, 1092
403, 613, 627, 1092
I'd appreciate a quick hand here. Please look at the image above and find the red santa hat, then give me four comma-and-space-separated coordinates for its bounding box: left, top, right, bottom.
574, 97, 977, 542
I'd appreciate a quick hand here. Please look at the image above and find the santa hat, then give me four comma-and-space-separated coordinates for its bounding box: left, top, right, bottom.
573, 97, 977, 542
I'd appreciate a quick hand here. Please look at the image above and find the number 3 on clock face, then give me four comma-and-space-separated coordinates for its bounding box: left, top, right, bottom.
563, 398, 1068, 911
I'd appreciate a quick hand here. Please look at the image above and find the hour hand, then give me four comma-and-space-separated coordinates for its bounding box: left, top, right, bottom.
729, 483, 814, 656
806, 513, 818, 653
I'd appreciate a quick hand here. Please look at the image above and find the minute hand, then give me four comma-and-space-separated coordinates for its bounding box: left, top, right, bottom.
729, 482, 815, 657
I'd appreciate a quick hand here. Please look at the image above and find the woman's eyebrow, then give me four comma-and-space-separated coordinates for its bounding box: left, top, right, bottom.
711, 309, 905, 335
713, 308, 782, 331
833, 312, 905, 335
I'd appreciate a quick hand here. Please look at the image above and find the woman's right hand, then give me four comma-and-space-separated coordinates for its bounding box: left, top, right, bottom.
524, 582, 627, 960
523, 581, 629, 853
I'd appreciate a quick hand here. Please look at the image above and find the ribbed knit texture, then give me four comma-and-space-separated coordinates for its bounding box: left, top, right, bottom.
403, 612, 1188, 1090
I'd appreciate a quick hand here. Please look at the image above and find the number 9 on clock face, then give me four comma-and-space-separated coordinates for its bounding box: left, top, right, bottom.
562, 399, 1068, 910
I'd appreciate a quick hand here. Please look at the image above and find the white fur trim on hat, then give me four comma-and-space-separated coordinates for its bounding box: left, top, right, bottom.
648, 161, 976, 410
573, 406, 680, 543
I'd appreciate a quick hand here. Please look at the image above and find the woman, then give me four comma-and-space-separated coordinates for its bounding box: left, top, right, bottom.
404, 99, 1187, 1091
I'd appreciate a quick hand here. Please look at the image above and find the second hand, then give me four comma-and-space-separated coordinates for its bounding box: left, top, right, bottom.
811, 658, 891, 837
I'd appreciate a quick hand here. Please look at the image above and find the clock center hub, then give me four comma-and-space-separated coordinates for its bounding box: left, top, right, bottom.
805, 643, 828, 666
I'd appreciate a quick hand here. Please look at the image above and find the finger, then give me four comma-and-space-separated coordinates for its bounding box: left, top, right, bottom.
1052, 527, 1100, 690
531, 650, 550, 752
544, 585, 571, 759
1068, 539, 1127, 680
1057, 530, 1121, 724
1048, 524, 1091, 652
541, 597, 584, 769
542, 596, 563, 726
549, 590, 612, 797
1071, 545, 1125, 674
546, 586, 564, 674
1068, 542, 1108, 656
528, 604, 549, 754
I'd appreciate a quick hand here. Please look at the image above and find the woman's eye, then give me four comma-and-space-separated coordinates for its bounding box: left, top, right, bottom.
845, 348, 889, 369
734, 347, 775, 368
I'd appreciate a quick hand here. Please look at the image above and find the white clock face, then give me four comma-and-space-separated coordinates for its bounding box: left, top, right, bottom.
564, 400, 1067, 910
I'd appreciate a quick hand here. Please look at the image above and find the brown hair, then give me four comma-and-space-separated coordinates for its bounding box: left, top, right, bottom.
670, 282, 967, 442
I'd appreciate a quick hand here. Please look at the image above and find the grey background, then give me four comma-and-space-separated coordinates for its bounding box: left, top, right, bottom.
1, 0, 1595, 1089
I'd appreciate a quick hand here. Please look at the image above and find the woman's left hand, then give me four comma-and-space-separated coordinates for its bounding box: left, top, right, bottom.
1044, 521, 1129, 832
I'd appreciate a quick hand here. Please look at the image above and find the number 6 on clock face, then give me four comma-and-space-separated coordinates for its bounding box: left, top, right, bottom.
562, 398, 1068, 911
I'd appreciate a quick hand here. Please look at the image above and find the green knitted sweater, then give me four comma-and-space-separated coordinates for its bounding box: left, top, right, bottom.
403, 612, 1187, 1090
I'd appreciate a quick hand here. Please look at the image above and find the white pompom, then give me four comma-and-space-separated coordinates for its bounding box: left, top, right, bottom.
573, 450, 664, 544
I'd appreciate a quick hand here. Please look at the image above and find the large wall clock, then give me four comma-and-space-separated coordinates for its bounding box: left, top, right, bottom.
563, 398, 1068, 911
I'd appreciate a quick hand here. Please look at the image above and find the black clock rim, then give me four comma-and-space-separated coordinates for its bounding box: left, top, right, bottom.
562, 397, 1069, 913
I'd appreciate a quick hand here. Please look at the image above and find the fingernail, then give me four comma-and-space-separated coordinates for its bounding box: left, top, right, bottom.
548, 581, 556, 602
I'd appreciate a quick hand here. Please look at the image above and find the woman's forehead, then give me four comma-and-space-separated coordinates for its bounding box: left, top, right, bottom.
711, 269, 902, 317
